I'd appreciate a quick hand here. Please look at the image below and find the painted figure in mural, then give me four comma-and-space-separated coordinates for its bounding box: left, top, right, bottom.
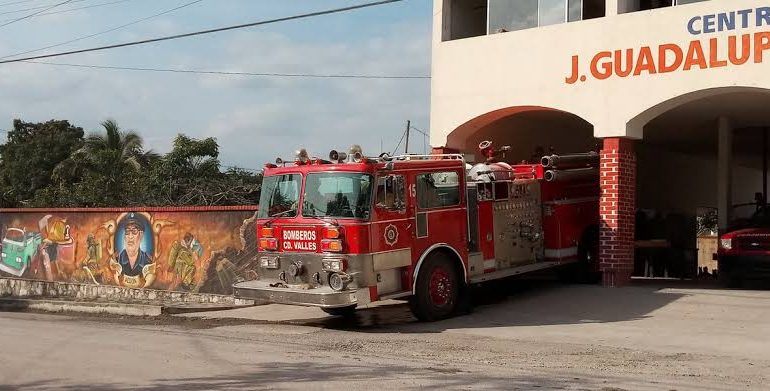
72, 234, 103, 284
37, 215, 75, 281
109, 215, 156, 288
167, 232, 203, 290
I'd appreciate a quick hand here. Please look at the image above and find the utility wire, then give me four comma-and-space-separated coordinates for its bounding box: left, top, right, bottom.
392, 127, 407, 155
410, 125, 429, 153
410, 125, 429, 136
0, 0, 46, 8
0, 0, 83, 15
21, 60, 431, 79
0, 0, 72, 28
1, 0, 204, 60
0, 0, 138, 22
0, 0, 404, 65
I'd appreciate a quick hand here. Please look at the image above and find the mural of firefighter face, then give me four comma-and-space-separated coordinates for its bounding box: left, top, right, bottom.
0, 209, 259, 295
109, 213, 156, 289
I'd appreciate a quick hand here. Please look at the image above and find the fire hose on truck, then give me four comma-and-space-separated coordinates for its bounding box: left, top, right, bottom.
233, 141, 601, 321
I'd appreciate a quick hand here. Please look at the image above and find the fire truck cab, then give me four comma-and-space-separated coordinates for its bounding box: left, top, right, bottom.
233, 143, 600, 321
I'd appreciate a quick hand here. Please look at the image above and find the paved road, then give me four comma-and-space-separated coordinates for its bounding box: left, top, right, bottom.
1, 281, 768, 390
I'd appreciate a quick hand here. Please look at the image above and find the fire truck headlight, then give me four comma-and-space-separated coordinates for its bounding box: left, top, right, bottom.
328, 272, 349, 291
259, 256, 279, 269
720, 238, 732, 250
322, 258, 346, 272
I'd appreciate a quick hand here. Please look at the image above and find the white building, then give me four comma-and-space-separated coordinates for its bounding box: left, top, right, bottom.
430, 0, 770, 285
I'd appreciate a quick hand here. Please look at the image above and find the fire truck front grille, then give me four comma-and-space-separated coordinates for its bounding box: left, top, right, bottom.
736, 236, 770, 251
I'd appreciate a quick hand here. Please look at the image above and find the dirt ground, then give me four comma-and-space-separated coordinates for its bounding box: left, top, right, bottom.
1, 280, 768, 390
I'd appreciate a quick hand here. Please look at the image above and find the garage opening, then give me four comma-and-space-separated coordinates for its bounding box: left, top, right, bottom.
635, 89, 770, 281
447, 108, 597, 164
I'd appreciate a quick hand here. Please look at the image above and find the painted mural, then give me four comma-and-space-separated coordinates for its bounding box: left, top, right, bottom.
0, 209, 259, 295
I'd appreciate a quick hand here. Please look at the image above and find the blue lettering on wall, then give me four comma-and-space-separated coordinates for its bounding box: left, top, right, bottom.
758, 7, 770, 27
688, 16, 701, 35
718, 12, 736, 32
737, 9, 753, 29
687, 7, 770, 35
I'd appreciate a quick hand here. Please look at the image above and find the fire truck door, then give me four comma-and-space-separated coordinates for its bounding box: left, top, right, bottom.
411, 170, 468, 268
370, 174, 412, 295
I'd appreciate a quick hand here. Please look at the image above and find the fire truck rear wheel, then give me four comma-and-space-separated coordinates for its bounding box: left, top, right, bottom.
321, 305, 357, 317
410, 254, 461, 322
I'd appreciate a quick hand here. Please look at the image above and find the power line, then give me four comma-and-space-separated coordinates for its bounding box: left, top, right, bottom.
0, 0, 138, 22
1, 0, 204, 60
410, 125, 428, 137
392, 127, 407, 155
0, 0, 404, 65
0, 0, 72, 28
21, 60, 431, 79
0, 0, 47, 8
0, 0, 83, 15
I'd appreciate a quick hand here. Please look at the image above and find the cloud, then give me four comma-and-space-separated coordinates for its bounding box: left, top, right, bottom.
196, 21, 431, 167
0, 4, 432, 169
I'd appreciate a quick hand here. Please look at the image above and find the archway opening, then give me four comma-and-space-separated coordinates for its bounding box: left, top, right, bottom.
634, 88, 770, 281
447, 107, 597, 162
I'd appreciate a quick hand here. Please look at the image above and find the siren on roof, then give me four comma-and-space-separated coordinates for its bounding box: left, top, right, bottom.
349, 144, 364, 163
329, 149, 348, 163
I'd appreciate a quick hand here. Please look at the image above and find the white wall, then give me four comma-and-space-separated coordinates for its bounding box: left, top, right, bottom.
431, 0, 770, 148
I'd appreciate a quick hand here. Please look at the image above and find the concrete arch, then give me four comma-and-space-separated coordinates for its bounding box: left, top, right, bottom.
627, 86, 770, 139
445, 105, 595, 150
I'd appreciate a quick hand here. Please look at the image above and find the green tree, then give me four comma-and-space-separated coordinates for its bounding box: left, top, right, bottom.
67, 119, 157, 206
0, 119, 84, 207
147, 134, 260, 206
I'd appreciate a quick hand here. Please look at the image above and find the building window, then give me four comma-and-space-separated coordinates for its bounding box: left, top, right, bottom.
443, 0, 605, 41
488, 0, 537, 33
487, 0, 604, 34
674, 0, 709, 4
624, 0, 709, 13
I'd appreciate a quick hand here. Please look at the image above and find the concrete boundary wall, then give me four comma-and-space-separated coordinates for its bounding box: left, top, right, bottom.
0, 206, 260, 299
0, 277, 253, 306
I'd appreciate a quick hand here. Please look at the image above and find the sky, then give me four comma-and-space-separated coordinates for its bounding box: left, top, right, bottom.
0, 0, 432, 170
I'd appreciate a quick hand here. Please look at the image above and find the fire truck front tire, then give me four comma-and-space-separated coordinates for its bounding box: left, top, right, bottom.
410, 253, 461, 322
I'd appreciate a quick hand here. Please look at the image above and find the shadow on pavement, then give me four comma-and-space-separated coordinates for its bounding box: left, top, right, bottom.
0, 361, 643, 391
295, 277, 695, 332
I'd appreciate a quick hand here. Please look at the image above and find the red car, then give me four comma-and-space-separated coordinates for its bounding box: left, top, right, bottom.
717, 207, 770, 288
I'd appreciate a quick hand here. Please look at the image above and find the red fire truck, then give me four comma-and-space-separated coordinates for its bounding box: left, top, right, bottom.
233, 142, 600, 321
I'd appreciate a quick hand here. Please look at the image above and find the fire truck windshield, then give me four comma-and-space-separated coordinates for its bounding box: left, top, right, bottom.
258, 174, 301, 218
303, 172, 372, 219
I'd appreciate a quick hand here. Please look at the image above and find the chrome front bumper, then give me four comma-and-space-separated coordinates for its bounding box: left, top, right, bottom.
233, 280, 366, 308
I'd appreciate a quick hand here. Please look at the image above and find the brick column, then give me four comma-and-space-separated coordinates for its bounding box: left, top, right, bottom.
599, 137, 636, 287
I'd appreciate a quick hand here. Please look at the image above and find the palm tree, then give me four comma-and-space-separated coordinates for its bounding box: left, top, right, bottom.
80, 119, 156, 171
71, 119, 158, 205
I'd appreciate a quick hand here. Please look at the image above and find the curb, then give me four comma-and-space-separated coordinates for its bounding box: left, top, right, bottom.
0, 298, 162, 317
161, 302, 258, 315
